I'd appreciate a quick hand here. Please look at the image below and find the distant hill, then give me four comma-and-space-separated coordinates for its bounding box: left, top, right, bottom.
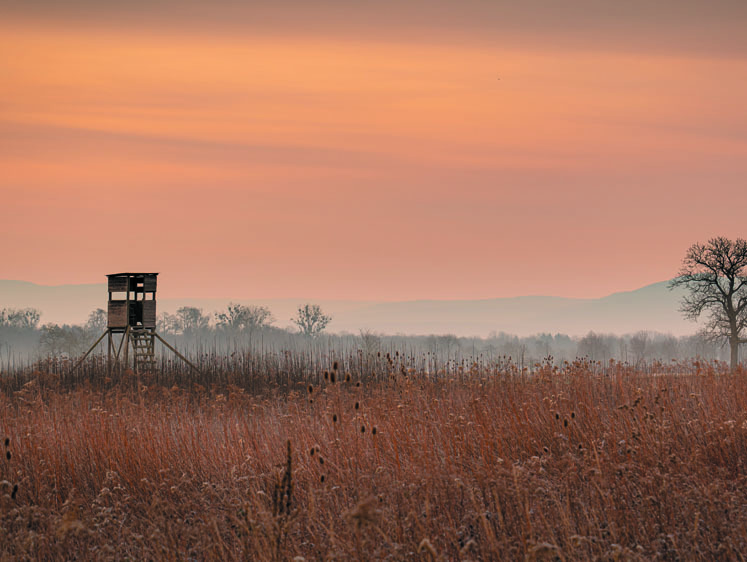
327, 281, 691, 336
0, 279, 692, 337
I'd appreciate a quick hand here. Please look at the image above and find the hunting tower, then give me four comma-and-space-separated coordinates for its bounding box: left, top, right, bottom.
75, 272, 200, 375
107, 272, 158, 371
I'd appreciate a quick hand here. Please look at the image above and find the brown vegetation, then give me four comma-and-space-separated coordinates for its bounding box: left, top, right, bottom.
1, 358, 747, 560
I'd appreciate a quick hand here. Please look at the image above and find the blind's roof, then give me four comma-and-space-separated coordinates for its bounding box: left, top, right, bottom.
106, 272, 159, 277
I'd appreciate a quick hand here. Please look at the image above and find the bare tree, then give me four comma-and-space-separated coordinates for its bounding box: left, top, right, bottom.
577, 331, 610, 363
85, 308, 107, 334
629, 330, 649, 366
243, 306, 275, 332
40, 324, 88, 357
292, 304, 331, 337
215, 303, 274, 335
670, 236, 747, 370
359, 328, 381, 356
0, 308, 41, 330
157, 312, 180, 335
176, 306, 211, 335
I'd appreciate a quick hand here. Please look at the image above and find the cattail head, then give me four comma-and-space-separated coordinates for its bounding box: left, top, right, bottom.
332, 414, 338, 423
361, 425, 366, 433
320, 474, 325, 483
356, 382, 361, 388
333, 361, 339, 371
345, 373, 351, 382
319, 456, 324, 465
3, 438, 8, 447
555, 413, 560, 420
324, 371, 329, 381
571, 412, 575, 419
6, 451, 10, 461
11, 484, 17, 500
308, 385, 313, 394
355, 401, 360, 410
564, 419, 568, 427
372, 427, 377, 435
330, 371, 336, 384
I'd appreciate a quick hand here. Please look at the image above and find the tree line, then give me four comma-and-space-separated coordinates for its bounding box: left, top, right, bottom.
0, 304, 733, 369
0, 303, 332, 360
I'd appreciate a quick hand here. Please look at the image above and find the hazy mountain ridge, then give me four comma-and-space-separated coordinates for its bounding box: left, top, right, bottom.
0, 279, 691, 337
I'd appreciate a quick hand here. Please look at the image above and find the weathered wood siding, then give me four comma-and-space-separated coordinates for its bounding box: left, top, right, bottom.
142, 301, 157, 328
108, 277, 128, 292
108, 301, 128, 328
143, 275, 157, 292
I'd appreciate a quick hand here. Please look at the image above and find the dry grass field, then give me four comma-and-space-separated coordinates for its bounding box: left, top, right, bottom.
1, 357, 747, 560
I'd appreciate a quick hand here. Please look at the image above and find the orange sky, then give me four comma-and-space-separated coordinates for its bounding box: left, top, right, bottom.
2, 3, 747, 300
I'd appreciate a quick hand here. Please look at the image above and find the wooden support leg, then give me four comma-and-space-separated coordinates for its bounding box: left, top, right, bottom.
124, 327, 130, 371
107, 331, 113, 377
114, 326, 129, 373
72, 330, 109, 373
154, 332, 203, 376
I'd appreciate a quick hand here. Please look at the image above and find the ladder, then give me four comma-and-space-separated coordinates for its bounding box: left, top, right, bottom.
131, 328, 156, 372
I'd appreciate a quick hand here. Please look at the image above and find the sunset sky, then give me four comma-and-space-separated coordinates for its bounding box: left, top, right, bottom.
2, 1, 747, 300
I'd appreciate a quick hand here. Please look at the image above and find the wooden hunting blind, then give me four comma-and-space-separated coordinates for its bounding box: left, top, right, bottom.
107, 272, 158, 329
74, 272, 200, 375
